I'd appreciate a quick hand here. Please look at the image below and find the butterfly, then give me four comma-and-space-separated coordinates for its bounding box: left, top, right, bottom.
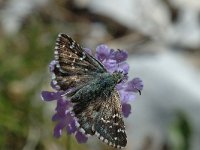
52, 33, 127, 149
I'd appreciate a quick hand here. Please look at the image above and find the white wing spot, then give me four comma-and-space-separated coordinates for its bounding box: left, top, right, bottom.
56, 64, 60, 68
54, 50, 58, 55
55, 55, 59, 60
82, 53, 86, 59
51, 73, 56, 80
117, 145, 121, 149
95, 132, 100, 137
104, 139, 108, 143
101, 117, 105, 121
112, 113, 119, 118
70, 45, 74, 49
100, 136, 104, 141
114, 123, 119, 126
58, 34, 62, 38
59, 68, 67, 73
117, 128, 121, 132
55, 85, 60, 90
70, 41, 76, 49
79, 128, 85, 134
52, 80, 57, 85
75, 121, 80, 128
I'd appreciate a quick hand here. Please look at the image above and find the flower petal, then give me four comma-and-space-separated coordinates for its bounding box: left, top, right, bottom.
102, 59, 117, 72
117, 62, 129, 74
53, 120, 66, 138
119, 90, 136, 103
113, 49, 128, 62
116, 82, 125, 90
75, 131, 88, 143
84, 48, 92, 55
126, 77, 143, 92
67, 120, 77, 134
49, 60, 57, 72
122, 103, 131, 118
52, 113, 62, 121
41, 91, 61, 101
95, 44, 110, 62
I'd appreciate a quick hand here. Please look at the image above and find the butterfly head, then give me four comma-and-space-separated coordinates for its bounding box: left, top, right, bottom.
112, 71, 125, 84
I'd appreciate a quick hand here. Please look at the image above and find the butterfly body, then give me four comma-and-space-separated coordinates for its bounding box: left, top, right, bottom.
69, 72, 123, 103
52, 33, 127, 149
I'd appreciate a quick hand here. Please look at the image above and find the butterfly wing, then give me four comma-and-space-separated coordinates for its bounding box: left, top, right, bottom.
52, 33, 106, 91
94, 90, 127, 149
73, 89, 127, 149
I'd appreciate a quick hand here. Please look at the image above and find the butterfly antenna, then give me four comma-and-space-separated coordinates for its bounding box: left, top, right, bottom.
137, 89, 141, 95
117, 49, 122, 52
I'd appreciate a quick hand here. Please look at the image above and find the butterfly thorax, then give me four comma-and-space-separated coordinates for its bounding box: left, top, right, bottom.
95, 71, 123, 92
70, 72, 123, 103
111, 71, 124, 85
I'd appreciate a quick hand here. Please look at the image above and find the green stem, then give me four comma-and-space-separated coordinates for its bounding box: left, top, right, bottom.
67, 135, 71, 150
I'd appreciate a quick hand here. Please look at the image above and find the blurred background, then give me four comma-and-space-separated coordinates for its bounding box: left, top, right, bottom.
0, 0, 200, 150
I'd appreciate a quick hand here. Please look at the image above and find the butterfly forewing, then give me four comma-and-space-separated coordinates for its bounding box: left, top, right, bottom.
55, 33, 106, 74
52, 33, 106, 91
53, 66, 93, 91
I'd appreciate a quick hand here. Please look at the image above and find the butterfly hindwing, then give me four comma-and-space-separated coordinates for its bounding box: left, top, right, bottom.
72, 89, 127, 149
94, 90, 127, 149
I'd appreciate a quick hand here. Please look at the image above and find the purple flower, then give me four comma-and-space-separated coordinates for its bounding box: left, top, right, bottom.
119, 90, 136, 103
42, 90, 82, 138
113, 49, 128, 63
75, 131, 88, 143
125, 78, 144, 93
95, 44, 114, 61
122, 103, 131, 118
49, 60, 57, 72
102, 59, 117, 73
83, 48, 92, 55
41, 44, 143, 144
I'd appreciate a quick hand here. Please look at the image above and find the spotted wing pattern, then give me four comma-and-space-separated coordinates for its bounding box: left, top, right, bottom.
52, 33, 106, 91
94, 90, 127, 149
73, 89, 127, 149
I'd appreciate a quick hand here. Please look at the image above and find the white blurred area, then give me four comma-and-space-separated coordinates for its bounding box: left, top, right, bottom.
127, 49, 200, 150
1, 0, 200, 150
